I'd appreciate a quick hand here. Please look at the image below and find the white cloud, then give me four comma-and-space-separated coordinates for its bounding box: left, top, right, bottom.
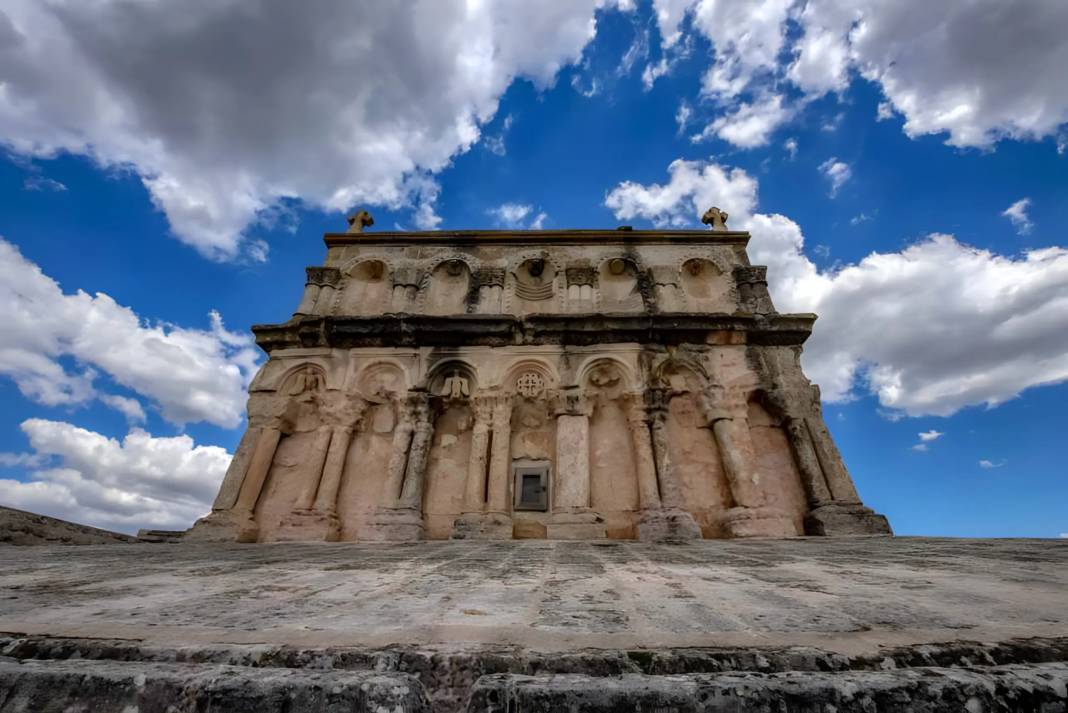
1002, 198, 1034, 235
850, 212, 873, 226
910, 443, 928, 453
0, 1, 627, 260
0, 238, 259, 427
488, 203, 548, 230
819, 157, 851, 197
675, 101, 693, 133
918, 430, 944, 442
693, 93, 792, 148
876, 101, 895, 121
0, 419, 229, 533
652, 0, 1068, 149
23, 174, 67, 192
784, 137, 798, 159
978, 459, 1006, 469
605, 159, 1068, 416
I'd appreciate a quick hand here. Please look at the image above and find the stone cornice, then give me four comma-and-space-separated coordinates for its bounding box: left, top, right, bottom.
324, 228, 751, 248
252, 312, 815, 353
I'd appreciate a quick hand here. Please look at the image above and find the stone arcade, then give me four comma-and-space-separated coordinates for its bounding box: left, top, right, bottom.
188, 211, 890, 543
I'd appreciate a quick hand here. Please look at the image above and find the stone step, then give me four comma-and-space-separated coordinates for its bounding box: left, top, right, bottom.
0, 658, 430, 713
467, 666, 1068, 712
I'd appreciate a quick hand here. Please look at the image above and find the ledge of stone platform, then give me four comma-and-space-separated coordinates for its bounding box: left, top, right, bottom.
468, 666, 1068, 712
0, 658, 430, 713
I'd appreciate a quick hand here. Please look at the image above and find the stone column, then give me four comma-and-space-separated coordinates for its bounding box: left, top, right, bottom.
462, 398, 494, 511
634, 388, 702, 541
452, 395, 513, 540
646, 388, 683, 509
210, 426, 261, 511
702, 386, 795, 538
306, 267, 340, 316
312, 424, 357, 513
623, 394, 660, 510
547, 390, 605, 539
398, 396, 434, 509
380, 398, 416, 506
294, 267, 325, 316
293, 426, 334, 510
485, 395, 513, 514
474, 268, 505, 314
806, 417, 861, 504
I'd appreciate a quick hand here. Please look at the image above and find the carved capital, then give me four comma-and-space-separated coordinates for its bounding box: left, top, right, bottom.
551, 389, 591, 418
392, 267, 423, 289
473, 267, 506, 289
565, 265, 597, 287
306, 266, 341, 287
648, 265, 679, 287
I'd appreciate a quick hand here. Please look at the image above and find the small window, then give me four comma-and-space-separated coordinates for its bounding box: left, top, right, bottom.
513, 461, 550, 511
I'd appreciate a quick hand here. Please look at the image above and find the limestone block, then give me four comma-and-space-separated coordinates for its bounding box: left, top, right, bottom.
359, 506, 425, 542
546, 509, 606, 540
450, 511, 513, 540
804, 502, 893, 536
726, 505, 798, 538
636, 507, 703, 542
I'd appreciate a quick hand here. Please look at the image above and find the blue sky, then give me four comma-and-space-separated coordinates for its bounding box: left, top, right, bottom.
0, 0, 1065, 536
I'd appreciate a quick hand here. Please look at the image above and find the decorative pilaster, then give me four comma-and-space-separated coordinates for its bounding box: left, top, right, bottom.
732, 265, 774, 313
362, 393, 429, 541
485, 395, 514, 515
701, 386, 795, 538
768, 384, 891, 536
634, 388, 702, 542
307, 267, 341, 316
473, 268, 506, 314
565, 264, 597, 312
547, 390, 605, 540
391, 268, 422, 312
398, 396, 434, 509
451, 396, 512, 539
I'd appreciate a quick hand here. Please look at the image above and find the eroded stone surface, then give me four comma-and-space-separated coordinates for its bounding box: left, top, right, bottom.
0, 658, 429, 713
1, 538, 1066, 653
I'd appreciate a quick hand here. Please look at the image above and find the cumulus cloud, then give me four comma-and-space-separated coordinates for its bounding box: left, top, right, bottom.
0, 419, 229, 533
488, 203, 548, 230
605, 159, 1068, 416
651, 0, 1068, 149
693, 93, 793, 148
0, 1, 627, 260
819, 158, 851, 197
918, 430, 944, 442
1002, 198, 1034, 235
783, 137, 798, 159
978, 459, 1006, 469
0, 238, 259, 427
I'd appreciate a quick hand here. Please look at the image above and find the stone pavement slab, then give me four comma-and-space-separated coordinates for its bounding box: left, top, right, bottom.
1, 537, 1066, 655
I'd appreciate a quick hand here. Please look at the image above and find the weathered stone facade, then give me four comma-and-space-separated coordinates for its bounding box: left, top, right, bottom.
188, 218, 889, 542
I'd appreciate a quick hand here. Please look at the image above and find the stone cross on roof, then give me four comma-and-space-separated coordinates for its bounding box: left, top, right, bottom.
346, 210, 374, 233
701, 207, 729, 231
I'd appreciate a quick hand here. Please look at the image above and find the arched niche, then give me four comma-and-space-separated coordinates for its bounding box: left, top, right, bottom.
654, 356, 708, 393
425, 259, 472, 316
512, 257, 556, 313
582, 359, 640, 530
598, 258, 642, 310
355, 361, 407, 435
680, 258, 732, 311
426, 360, 478, 400
338, 259, 392, 315
746, 391, 806, 535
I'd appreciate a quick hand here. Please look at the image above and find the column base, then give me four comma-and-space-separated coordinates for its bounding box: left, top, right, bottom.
546, 509, 606, 540
267, 509, 341, 542
726, 506, 797, 538
184, 509, 259, 543
358, 507, 425, 542
450, 511, 513, 540
636, 507, 703, 542
804, 502, 893, 536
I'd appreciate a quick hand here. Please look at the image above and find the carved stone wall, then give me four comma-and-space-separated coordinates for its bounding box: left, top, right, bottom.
188, 228, 890, 543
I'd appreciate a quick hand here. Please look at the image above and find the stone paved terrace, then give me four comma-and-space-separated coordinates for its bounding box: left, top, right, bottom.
3, 537, 1068, 712
2, 537, 1066, 653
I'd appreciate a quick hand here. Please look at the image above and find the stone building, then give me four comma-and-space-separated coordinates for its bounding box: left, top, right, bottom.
188, 210, 890, 543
